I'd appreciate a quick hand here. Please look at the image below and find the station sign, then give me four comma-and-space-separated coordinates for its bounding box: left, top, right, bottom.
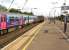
61, 6, 69, 10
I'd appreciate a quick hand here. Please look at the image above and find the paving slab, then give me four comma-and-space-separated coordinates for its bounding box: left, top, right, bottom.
26, 21, 69, 50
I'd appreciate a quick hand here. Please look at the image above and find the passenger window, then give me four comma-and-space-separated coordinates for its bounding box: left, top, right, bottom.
1, 15, 6, 22
24, 17, 26, 20
9, 16, 14, 25
16, 17, 19, 21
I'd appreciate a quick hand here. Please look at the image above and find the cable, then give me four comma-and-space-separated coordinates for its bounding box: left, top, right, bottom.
7, 0, 14, 11
22, 0, 28, 10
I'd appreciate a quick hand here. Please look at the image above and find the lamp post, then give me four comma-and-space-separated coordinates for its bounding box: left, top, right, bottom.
63, 0, 67, 33
49, 2, 58, 24
49, 8, 55, 24
52, 2, 58, 24
63, 11, 68, 33
49, 6, 61, 24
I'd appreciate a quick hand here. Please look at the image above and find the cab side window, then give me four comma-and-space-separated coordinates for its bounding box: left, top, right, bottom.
1, 15, 6, 22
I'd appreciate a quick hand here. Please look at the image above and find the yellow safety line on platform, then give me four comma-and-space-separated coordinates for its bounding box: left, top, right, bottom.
22, 23, 44, 50
22, 28, 40, 50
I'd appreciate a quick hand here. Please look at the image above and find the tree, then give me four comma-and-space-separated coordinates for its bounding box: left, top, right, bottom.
9, 8, 33, 15
23, 12, 33, 15
9, 8, 22, 13
0, 5, 7, 11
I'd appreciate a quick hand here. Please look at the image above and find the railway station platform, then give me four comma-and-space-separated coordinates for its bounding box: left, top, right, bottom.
26, 21, 69, 50
1, 21, 69, 50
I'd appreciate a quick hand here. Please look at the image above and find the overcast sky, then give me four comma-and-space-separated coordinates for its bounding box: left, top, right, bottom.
0, 0, 69, 16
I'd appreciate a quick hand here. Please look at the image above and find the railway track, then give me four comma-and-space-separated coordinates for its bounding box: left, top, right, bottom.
0, 23, 39, 49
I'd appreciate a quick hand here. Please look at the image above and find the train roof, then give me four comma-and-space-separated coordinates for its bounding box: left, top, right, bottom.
0, 12, 36, 17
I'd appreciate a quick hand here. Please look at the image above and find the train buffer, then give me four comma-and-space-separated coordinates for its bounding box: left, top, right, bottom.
1, 21, 69, 50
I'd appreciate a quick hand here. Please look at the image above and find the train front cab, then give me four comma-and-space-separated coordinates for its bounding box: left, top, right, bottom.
0, 14, 7, 35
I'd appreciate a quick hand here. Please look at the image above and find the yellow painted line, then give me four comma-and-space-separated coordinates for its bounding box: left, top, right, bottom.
22, 28, 40, 50
22, 23, 44, 50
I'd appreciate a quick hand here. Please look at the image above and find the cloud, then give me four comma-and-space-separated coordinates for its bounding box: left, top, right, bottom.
0, 0, 13, 8
0, 0, 69, 16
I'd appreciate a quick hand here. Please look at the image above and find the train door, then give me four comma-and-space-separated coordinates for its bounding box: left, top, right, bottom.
24, 16, 29, 24
19, 16, 23, 28
7, 16, 10, 28
9, 16, 14, 27
22, 16, 25, 26
14, 17, 19, 26
14, 17, 19, 30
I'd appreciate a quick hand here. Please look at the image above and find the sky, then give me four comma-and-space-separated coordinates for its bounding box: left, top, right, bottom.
0, 0, 69, 17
